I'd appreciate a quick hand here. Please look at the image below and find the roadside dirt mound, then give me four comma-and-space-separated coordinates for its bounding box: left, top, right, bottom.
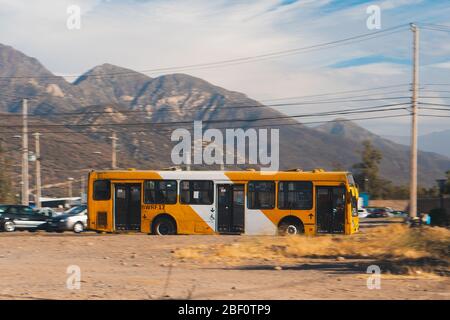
175, 225, 450, 276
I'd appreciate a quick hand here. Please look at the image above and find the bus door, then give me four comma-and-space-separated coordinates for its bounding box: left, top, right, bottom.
114, 184, 141, 231
316, 186, 346, 234
217, 184, 245, 234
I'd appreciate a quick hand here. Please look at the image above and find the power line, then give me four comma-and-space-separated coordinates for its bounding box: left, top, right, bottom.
0, 102, 410, 129
420, 23, 450, 31
0, 83, 414, 105
421, 26, 450, 34
422, 23, 450, 28
0, 24, 409, 81
0, 96, 413, 118
419, 96, 450, 99
261, 84, 411, 102
2, 86, 446, 119
0, 113, 414, 135
420, 89, 450, 94
298, 113, 411, 125
0, 93, 414, 118
419, 102, 450, 107
420, 114, 450, 118
419, 106, 450, 111
420, 23, 450, 33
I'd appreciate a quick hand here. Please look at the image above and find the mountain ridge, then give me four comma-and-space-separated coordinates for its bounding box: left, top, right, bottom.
384, 129, 450, 158
0, 43, 449, 193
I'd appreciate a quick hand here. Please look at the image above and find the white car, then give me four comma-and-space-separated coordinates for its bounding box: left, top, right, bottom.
46, 205, 88, 233
358, 208, 369, 218
384, 207, 396, 217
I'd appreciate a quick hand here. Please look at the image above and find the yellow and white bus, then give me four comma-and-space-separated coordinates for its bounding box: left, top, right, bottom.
87, 169, 359, 236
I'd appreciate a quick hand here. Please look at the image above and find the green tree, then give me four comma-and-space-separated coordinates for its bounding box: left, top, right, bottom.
352, 140, 385, 199
445, 170, 450, 194
0, 142, 14, 203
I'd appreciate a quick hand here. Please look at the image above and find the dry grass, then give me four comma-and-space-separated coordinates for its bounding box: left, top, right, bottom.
175, 225, 450, 275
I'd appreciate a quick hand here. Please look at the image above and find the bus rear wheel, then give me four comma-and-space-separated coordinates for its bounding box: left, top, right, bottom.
152, 217, 177, 235
278, 218, 304, 235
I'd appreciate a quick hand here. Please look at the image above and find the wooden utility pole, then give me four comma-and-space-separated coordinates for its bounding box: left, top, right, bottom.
22, 99, 29, 206
80, 174, 86, 203
409, 23, 419, 218
110, 132, 118, 170
67, 177, 74, 199
33, 133, 42, 208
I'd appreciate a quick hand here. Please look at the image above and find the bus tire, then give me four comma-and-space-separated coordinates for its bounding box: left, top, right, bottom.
152, 216, 177, 235
278, 217, 304, 235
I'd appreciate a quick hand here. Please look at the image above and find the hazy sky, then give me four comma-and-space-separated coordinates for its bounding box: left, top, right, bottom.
0, 0, 449, 135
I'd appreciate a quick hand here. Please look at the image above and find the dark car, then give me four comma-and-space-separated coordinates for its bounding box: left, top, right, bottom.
0, 204, 48, 232
366, 208, 389, 218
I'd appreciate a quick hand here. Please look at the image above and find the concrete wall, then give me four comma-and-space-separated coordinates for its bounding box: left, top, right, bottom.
417, 196, 450, 214
369, 197, 450, 214
368, 200, 408, 211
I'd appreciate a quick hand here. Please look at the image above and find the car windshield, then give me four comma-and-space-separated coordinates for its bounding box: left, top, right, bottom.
0, 205, 7, 213
65, 205, 87, 215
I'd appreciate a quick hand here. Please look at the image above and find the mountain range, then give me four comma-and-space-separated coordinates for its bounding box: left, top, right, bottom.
0, 43, 449, 196
384, 130, 450, 158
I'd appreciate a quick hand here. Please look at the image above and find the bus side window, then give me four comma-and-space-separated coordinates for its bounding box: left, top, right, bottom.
247, 181, 275, 209
144, 180, 177, 204
180, 180, 214, 205
278, 181, 313, 210
93, 180, 111, 200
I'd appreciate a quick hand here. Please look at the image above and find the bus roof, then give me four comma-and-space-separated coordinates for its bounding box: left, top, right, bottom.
89, 169, 351, 182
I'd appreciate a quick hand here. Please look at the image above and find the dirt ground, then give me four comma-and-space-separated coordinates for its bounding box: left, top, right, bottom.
0, 222, 449, 300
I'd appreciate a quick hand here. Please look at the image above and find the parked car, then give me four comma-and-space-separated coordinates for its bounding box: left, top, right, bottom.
391, 210, 408, 217
0, 204, 48, 232
358, 208, 369, 218
34, 207, 60, 218
46, 205, 87, 233
366, 208, 389, 218
383, 207, 396, 217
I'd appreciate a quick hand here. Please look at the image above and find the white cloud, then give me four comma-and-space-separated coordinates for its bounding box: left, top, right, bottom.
334, 63, 407, 76
427, 61, 450, 70
380, 0, 424, 10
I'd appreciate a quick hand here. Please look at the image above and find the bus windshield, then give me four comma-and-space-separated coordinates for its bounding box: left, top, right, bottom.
347, 173, 356, 186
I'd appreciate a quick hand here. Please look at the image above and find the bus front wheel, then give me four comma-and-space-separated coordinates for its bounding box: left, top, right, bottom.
278, 218, 304, 235
152, 216, 177, 235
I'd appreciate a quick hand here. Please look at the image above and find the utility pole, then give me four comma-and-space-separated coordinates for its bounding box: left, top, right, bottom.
109, 132, 118, 170
33, 133, 42, 208
67, 177, 74, 199
80, 174, 86, 203
21, 99, 29, 206
409, 23, 419, 219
